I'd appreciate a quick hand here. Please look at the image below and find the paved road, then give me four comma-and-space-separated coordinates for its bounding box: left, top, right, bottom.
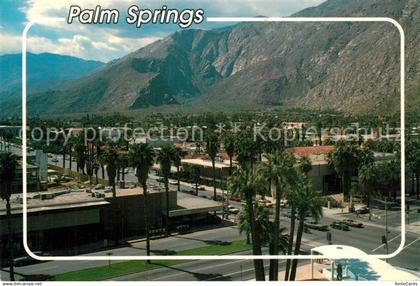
4, 209, 419, 281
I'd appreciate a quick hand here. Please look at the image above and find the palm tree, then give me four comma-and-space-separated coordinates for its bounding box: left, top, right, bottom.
74, 136, 86, 175
223, 132, 235, 174
157, 144, 174, 236
172, 146, 185, 192
235, 128, 258, 169
189, 164, 201, 196
99, 143, 119, 198
298, 156, 312, 175
0, 152, 18, 281
206, 131, 219, 200
284, 157, 312, 280
228, 167, 266, 281
289, 175, 323, 281
237, 201, 271, 246
128, 143, 154, 259
326, 140, 373, 201
262, 150, 296, 280
99, 143, 120, 245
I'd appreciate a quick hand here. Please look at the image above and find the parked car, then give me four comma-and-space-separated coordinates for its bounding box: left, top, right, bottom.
197, 185, 206, 191
342, 219, 363, 228
94, 184, 105, 190
228, 205, 240, 214
305, 221, 330, 231
51, 157, 59, 163
229, 195, 241, 202
356, 207, 370, 214
169, 179, 178, 185
330, 221, 350, 231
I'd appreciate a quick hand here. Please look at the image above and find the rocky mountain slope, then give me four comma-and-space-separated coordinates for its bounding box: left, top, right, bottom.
4, 0, 420, 116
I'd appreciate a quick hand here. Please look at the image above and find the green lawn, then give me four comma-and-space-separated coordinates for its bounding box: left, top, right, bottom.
54, 239, 250, 281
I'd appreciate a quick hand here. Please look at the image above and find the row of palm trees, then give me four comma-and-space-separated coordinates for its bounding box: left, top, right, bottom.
226, 140, 323, 281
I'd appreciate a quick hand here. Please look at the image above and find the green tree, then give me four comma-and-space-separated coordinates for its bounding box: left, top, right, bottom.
222, 132, 235, 174
206, 131, 219, 200
0, 152, 18, 281
262, 150, 296, 280
99, 143, 119, 198
284, 155, 312, 279
157, 144, 174, 235
326, 140, 373, 201
128, 143, 154, 260
228, 168, 266, 281
289, 175, 323, 281
172, 146, 186, 192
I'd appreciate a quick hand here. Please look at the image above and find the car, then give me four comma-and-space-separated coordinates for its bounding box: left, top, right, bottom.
342, 219, 363, 228
305, 221, 330, 231
229, 195, 241, 202
156, 177, 165, 183
356, 207, 370, 214
169, 179, 178, 185
94, 184, 105, 190
330, 221, 350, 231
104, 186, 113, 193
228, 205, 240, 214
197, 185, 206, 191
47, 153, 53, 158
51, 158, 59, 163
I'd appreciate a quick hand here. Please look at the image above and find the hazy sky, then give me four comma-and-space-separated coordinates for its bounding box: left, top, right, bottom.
0, 0, 326, 62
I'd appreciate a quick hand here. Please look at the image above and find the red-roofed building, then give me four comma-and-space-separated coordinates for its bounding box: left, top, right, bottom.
286, 145, 341, 196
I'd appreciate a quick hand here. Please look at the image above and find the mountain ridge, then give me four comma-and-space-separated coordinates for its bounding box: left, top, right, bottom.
2, 0, 419, 116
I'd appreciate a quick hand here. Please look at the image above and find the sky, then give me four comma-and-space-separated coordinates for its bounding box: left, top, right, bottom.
0, 0, 325, 62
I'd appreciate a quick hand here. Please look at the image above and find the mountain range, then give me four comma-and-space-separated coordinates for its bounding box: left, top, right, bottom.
1, 0, 419, 116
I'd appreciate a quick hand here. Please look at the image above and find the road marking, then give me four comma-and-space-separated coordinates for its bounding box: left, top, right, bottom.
204, 263, 277, 281
371, 234, 401, 252
402, 237, 420, 250
154, 259, 248, 280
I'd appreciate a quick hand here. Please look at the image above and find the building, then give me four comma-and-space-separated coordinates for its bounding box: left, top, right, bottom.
181, 158, 232, 181
287, 146, 341, 195
0, 184, 221, 265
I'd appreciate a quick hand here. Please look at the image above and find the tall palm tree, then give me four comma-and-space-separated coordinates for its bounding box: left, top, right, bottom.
237, 201, 271, 246
99, 143, 120, 245
262, 150, 296, 281
285, 157, 312, 280
189, 164, 201, 196
0, 152, 18, 281
289, 175, 323, 281
228, 167, 266, 281
128, 143, 154, 259
172, 146, 185, 192
206, 132, 219, 200
99, 143, 119, 198
222, 132, 235, 174
157, 144, 174, 236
